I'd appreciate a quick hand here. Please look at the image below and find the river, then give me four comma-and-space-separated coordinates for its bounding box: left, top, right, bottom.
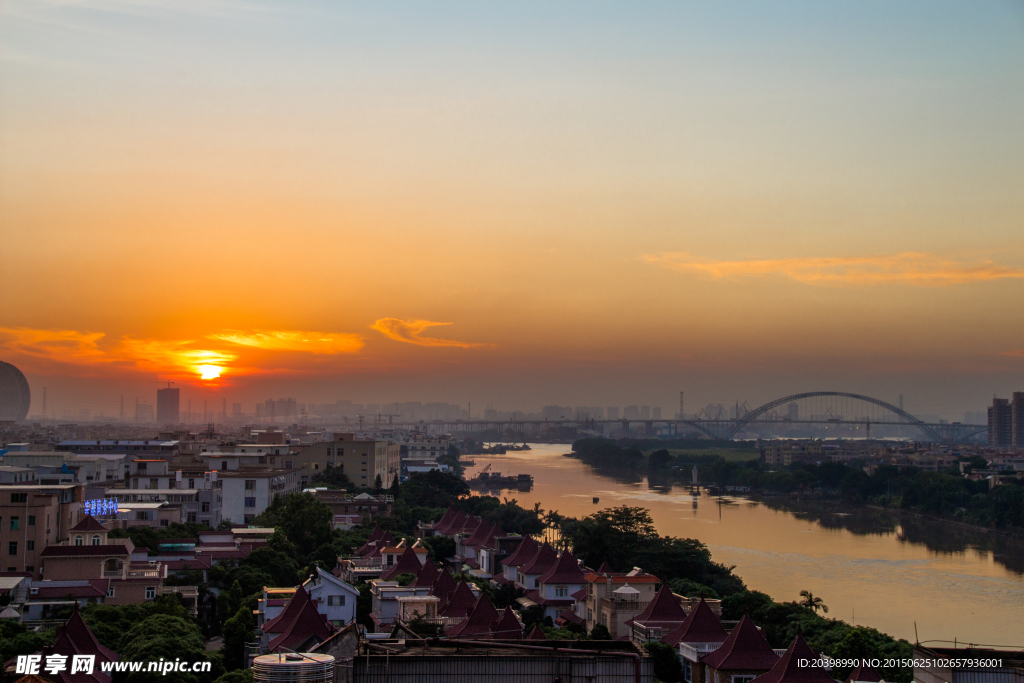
463, 443, 1024, 648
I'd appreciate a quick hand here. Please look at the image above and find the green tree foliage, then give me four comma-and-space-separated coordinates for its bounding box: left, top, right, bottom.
799, 590, 828, 613
77, 594, 193, 650
421, 534, 456, 562
108, 522, 213, 554
117, 613, 222, 683
395, 573, 416, 586
221, 604, 256, 671
589, 623, 611, 640
253, 494, 332, 561
309, 465, 352, 490
668, 578, 719, 599
212, 670, 253, 683
645, 641, 683, 683
0, 620, 54, 663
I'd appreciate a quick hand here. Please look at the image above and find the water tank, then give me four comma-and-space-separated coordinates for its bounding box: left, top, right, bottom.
0, 362, 30, 421
252, 653, 334, 683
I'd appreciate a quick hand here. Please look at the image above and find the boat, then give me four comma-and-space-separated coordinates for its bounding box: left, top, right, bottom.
592, 496, 600, 504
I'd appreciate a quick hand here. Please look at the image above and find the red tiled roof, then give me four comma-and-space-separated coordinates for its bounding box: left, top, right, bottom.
502, 536, 538, 568
539, 550, 586, 586
556, 607, 584, 625
263, 586, 310, 634
366, 524, 385, 544
846, 664, 884, 683
455, 515, 481, 536
700, 614, 779, 671
750, 635, 834, 683
432, 506, 458, 531
40, 609, 117, 683
662, 598, 727, 646
626, 584, 687, 628
584, 572, 659, 584
527, 625, 547, 640
492, 606, 523, 639
435, 510, 465, 536
445, 593, 499, 638
268, 587, 335, 652
519, 543, 558, 577
597, 560, 613, 573
523, 589, 573, 608
484, 524, 505, 549
571, 587, 588, 600
439, 581, 477, 619
467, 521, 494, 547
430, 570, 457, 606
70, 516, 107, 532
32, 580, 109, 600
380, 546, 425, 581
412, 558, 439, 587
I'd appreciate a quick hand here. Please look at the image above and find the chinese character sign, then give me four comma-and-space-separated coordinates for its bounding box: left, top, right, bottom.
84, 498, 119, 516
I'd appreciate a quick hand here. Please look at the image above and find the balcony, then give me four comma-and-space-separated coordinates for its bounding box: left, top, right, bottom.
679, 641, 724, 662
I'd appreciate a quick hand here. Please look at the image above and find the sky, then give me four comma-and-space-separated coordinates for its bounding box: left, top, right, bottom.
1, 1, 1023, 419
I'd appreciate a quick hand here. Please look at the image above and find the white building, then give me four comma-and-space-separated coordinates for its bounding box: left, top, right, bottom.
305, 567, 358, 626
217, 469, 301, 525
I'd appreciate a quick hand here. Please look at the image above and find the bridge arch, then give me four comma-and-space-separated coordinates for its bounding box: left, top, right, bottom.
727, 391, 942, 441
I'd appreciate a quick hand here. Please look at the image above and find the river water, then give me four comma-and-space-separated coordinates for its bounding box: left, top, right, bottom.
463, 443, 1024, 647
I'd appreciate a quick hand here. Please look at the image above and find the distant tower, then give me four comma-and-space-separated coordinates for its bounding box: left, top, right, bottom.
42, 387, 47, 420
157, 386, 180, 424
679, 391, 685, 420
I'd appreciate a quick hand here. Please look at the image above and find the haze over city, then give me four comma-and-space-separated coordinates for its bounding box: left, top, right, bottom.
2, 1, 1022, 419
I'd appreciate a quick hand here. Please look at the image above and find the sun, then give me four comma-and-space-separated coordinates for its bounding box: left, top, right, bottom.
197, 365, 223, 380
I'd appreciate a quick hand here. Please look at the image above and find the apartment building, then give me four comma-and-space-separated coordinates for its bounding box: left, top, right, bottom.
0, 484, 83, 578
217, 469, 301, 525
296, 434, 400, 488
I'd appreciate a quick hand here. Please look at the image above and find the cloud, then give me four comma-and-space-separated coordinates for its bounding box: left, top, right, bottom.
0, 327, 108, 364
371, 319, 488, 348
1004, 350, 1024, 359
642, 252, 1024, 287
210, 330, 364, 354
117, 338, 238, 375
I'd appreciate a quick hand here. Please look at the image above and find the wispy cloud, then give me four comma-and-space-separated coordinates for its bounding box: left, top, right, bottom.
210, 330, 364, 354
371, 319, 488, 348
0, 327, 107, 364
1004, 350, 1024, 359
642, 252, 1024, 287
117, 338, 238, 377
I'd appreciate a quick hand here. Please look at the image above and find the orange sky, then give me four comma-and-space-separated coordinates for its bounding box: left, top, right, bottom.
1, 1, 1022, 417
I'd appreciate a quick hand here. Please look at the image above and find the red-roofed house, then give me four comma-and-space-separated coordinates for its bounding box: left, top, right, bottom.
491, 606, 524, 640
411, 558, 439, 588
267, 586, 336, 653
38, 608, 117, 683
525, 550, 587, 620
626, 584, 688, 643
419, 506, 458, 537
380, 546, 428, 581
662, 598, 728, 682
582, 568, 660, 639
846, 663, 885, 683
430, 569, 458, 607
749, 635, 834, 683
445, 593, 499, 638
439, 581, 479, 620
515, 543, 558, 592
699, 615, 779, 683
499, 536, 538, 585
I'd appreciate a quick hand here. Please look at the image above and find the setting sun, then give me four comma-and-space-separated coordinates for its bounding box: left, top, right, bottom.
198, 365, 223, 380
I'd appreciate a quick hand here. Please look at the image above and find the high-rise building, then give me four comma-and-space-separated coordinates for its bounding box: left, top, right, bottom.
607, 407, 619, 420
1012, 392, 1024, 447
156, 387, 180, 424
988, 397, 1012, 446
233, 402, 243, 419
652, 407, 661, 419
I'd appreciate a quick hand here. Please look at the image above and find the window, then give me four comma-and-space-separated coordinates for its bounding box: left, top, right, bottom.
244, 480, 256, 490
244, 514, 255, 524
27, 516, 35, 526
136, 462, 148, 472
244, 497, 256, 508
270, 457, 275, 464
327, 595, 345, 606
732, 677, 755, 683
587, 609, 593, 622
601, 613, 608, 627
187, 513, 197, 523
8, 542, 17, 556
284, 461, 292, 469
160, 519, 169, 527
26, 540, 34, 551
555, 586, 568, 597
201, 502, 210, 512
10, 517, 18, 531
91, 535, 100, 545
106, 586, 115, 598
221, 461, 228, 470
684, 662, 693, 683
25, 565, 33, 574
149, 478, 158, 489
313, 464, 318, 470
145, 586, 156, 600
75, 535, 83, 546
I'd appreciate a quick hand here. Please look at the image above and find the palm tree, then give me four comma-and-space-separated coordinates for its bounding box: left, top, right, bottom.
799, 590, 828, 614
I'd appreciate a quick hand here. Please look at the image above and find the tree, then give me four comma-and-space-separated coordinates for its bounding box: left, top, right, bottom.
799, 590, 828, 614
212, 671, 253, 683
646, 641, 683, 682
589, 623, 611, 640
118, 613, 220, 683
372, 474, 384, 494
0, 619, 54, 663
221, 605, 256, 671
253, 495, 332, 563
